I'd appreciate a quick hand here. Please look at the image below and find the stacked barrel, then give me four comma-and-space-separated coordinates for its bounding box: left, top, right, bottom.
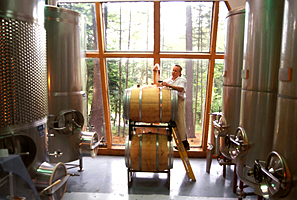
124, 85, 177, 186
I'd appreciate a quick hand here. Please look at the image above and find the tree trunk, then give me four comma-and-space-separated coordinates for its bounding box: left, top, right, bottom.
118, 60, 122, 136
194, 62, 199, 129
122, 9, 132, 137
185, 5, 195, 138
90, 4, 104, 139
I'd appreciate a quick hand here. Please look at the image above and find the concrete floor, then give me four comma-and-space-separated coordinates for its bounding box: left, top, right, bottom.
63, 155, 257, 200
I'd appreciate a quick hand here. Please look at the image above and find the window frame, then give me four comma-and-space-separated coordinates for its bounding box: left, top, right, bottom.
58, 0, 231, 157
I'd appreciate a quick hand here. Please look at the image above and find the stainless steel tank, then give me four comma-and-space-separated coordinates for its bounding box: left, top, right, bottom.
253, 0, 297, 198
213, 7, 245, 159
229, 0, 284, 195
45, 6, 98, 164
0, 0, 49, 178
0, 1, 68, 199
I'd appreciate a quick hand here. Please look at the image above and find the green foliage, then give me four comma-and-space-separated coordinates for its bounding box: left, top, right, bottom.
211, 61, 224, 113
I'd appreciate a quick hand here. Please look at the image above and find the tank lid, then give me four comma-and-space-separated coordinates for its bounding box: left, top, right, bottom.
226, 6, 245, 18
45, 5, 80, 17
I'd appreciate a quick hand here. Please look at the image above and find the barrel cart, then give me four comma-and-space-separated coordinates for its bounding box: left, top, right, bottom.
123, 85, 178, 188
125, 120, 175, 188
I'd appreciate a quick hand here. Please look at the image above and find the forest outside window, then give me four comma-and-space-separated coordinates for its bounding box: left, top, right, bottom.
160, 2, 213, 53
102, 2, 154, 51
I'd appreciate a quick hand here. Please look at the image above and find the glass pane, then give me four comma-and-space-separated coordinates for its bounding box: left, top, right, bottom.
207, 59, 224, 147
211, 59, 224, 113
216, 1, 229, 53
160, 59, 209, 148
86, 58, 106, 140
58, 3, 98, 51
103, 2, 154, 51
107, 58, 154, 145
160, 2, 213, 52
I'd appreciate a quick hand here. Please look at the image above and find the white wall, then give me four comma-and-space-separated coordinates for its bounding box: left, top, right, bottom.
228, 0, 246, 10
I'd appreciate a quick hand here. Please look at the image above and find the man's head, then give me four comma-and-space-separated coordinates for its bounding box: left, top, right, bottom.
172, 65, 182, 80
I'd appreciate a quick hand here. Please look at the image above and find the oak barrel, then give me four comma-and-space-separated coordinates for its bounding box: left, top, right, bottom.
124, 85, 178, 123
125, 134, 173, 172
134, 127, 170, 136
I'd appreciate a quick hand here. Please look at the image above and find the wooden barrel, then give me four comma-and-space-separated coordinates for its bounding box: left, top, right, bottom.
125, 134, 173, 172
134, 127, 170, 136
124, 85, 178, 123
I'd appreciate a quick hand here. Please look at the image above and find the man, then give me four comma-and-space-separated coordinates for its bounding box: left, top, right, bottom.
153, 64, 190, 150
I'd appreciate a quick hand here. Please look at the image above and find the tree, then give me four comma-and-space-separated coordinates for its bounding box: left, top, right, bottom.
185, 5, 195, 138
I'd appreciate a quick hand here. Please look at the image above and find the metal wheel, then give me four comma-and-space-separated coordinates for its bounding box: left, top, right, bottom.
262, 151, 291, 198
127, 169, 132, 188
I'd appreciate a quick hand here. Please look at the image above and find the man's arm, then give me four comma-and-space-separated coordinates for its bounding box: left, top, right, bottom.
162, 81, 184, 92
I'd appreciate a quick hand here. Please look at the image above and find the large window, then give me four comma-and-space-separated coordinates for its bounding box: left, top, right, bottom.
57, 1, 229, 155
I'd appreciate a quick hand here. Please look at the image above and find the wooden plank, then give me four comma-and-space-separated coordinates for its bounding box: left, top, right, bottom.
154, 2, 161, 66
96, 2, 112, 149
202, 1, 220, 152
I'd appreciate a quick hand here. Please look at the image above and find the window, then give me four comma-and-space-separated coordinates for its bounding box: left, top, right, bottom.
216, 1, 229, 53
160, 2, 213, 52
57, 1, 229, 154
103, 2, 154, 51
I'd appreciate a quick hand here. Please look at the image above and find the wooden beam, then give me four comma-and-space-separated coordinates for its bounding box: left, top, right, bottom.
224, 1, 232, 11
202, 1, 220, 152
86, 52, 222, 59
96, 2, 112, 149
154, 2, 161, 65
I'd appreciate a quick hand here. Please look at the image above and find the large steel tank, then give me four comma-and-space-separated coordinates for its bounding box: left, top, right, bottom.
45, 6, 98, 164
0, 1, 68, 199
0, 0, 49, 178
213, 7, 245, 159
252, 0, 297, 199
229, 0, 284, 195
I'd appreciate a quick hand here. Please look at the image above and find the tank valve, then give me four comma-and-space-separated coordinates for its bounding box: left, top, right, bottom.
252, 151, 291, 198
49, 150, 63, 157
211, 112, 228, 138
228, 127, 249, 159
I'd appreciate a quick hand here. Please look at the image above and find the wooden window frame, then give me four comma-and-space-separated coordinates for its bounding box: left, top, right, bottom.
85, 1, 230, 157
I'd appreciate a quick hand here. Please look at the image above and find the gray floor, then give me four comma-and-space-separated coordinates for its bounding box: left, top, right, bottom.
63, 156, 257, 200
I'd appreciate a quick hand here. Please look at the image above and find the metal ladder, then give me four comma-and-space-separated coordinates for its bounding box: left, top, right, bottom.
172, 128, 196, 181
